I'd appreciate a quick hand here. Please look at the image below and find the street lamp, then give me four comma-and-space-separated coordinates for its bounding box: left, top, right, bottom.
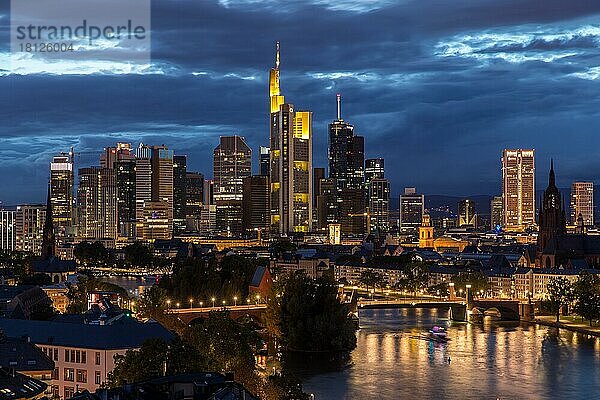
211, 297, 216, 308
166, 299, 171, 309
256, 294, 260, 304
189, 299, 193, 308
234, 296, 238, 306
176, 302, 180, 308
199, 301, 203, 308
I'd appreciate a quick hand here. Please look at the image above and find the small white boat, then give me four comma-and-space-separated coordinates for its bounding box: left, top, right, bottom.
427, 326, 450, 342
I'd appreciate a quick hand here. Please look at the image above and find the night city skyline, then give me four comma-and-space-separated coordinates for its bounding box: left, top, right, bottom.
3, 1, 600, 204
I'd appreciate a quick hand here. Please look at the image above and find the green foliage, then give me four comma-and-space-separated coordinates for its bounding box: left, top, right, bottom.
159, 255, 258, 306
271, 240, 297, 258
573, 272, 600, 326
427, 282, 449, 298
0, 250, 32, 282
451, 271, 488, 294
269, 271, 357, 353
22, 273, 53, 286
74, 241, 113, 267
123, 241, 154, 269
396, 263, 429, 295
547, 276, 575, 323
359, 269, 384, 291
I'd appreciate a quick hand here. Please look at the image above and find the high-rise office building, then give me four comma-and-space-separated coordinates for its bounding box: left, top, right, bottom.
15, 204, 45, 255
135, 144, 174, 240
269, 43, 313, 234
77, 167, 117, 240
203, 180, 214, 206
259, 146, 271, 176
101, 143, 136, 238
317, 178, 337, 231
173, 155, 187, 235
570, 181, 594, 226
399, 187, 424, 232
490, 196, 503, 230
0, 210, 16, 251
242, 175, 270, 233
368, 178, 390, 233
329, 94, 365, 234
313, 167, 325, 209
365, 158, 385, 182
502, 149, 535, 230
213, 136, 252, 202
50, 150, 74, 236
458, 199, 476, 227
365, 158, 388, 233
185, 172, 204, 232
213, 136, 252, 236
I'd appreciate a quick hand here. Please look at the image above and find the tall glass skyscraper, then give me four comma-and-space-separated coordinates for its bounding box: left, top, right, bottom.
269, 42, 313, 234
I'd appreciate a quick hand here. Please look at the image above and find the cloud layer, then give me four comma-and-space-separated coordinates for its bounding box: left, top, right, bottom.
2, 0, 600, 204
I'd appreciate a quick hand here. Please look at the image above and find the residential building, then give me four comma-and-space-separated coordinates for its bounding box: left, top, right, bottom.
77, 167, 118, 241
15, 204, 46, 255
0, 209, 16, 251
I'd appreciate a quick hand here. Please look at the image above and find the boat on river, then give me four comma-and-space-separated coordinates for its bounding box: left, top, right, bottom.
426, 326, 450, 343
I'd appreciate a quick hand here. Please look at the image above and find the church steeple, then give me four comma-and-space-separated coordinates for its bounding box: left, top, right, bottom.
41, 182, 56, 259
537, 160, 566, 264
549, 158, 555, 187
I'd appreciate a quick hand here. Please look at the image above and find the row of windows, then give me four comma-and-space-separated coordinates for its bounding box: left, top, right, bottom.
61, 368, 102, 384
40, 347, 102, 365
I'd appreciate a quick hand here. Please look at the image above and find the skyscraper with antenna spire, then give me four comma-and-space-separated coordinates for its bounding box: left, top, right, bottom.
328, 94, 366, 234
269, 42, 313, 234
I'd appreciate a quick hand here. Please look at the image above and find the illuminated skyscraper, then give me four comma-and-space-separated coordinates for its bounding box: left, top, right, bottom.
242, 175, 270, 233
101, 143, 136, 238
77, 167, 117, 240
135, 144, 174, 240
0, 210, 16, 251
329, 94, 365, 234
502, 149, 535, 230
400, 187, 424, 232
50, 150, 74, 236
368, 179, 390, 232
213, 136, 252, 236
458, 199, 476, 227
15, 204, 45, 255
173, 155, 187, 234
570, 181, 594, 226
185, 171, 204, 231
260, 146, 271, 176
365, 158, 388, 232
269, 42, 313, 234
490, 196, 503, 230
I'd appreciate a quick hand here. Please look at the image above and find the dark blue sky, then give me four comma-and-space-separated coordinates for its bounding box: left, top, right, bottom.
2, 0, 600, 205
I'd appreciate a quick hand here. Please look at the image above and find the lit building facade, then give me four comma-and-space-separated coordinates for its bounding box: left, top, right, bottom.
491, 196, 503, 230
502, 149, 535, 230
242, 175, 270, 233
101, 143, 136, 238
16, 205, 46, 255
50, 151, 74, 236
458, 199, 476, 227
77, 167, 117, 241
570, 181, 594, 226
173, 155, 188, 235
135, 144, 174, 240
185, 171, 204, 232
269, 43, 313, 234
328, 94, 365, 235
399, 187, 424, 232
368, 178, 390, 232
0, 210, 16, 251
259, 146, 271, 176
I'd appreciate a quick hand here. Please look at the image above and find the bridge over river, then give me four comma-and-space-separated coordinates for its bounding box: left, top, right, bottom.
357, 299, 529, 322
169, 304, 268, 324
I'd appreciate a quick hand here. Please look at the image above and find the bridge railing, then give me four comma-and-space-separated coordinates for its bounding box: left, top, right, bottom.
169, 304, 268, 313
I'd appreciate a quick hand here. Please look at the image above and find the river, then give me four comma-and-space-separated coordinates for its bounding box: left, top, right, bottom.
294, 308, 600, 399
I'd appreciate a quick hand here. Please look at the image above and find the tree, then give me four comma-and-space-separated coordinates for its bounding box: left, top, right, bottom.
74, 241, 113, 267
359, 269, 382, 292
573, 272, 600, 326
268, 271, 357, 353
451, 271, 488, 294
396, 263, 429, 296
123, 242, 154, 269
547, 276, 575, 323
427, 282, 449, 298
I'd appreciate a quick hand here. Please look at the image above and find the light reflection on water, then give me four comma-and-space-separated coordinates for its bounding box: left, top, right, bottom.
295, 308, 600, 400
